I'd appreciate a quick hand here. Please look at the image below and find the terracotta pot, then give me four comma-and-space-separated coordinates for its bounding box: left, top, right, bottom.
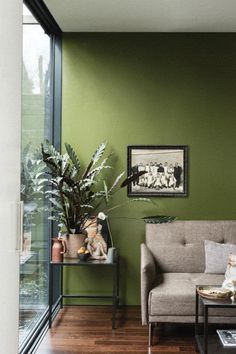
52, 238, 67, 262
62, 233, 86, 258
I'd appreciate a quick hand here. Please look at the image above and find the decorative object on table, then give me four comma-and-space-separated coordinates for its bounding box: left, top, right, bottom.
230, 280, 236, 303
77, 246, 90, 261
142, 215, 176, 224
127, 145, 188, 197
222, 254, 236, 291
97, 213, 114, 248
84, 216, 98, 238
85, 221, 108, 260
107, 247, 116, 263
39, 141, 148, 257
51, 237, 67, 262
197, 285, 232, 300
217, 329, 236, 347
84, 213, 117, 260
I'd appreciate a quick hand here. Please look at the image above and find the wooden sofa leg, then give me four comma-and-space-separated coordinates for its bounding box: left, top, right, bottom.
148, 322, 153, 347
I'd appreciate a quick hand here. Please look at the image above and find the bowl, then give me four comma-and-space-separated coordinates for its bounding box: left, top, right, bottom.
78, 253, 90, 261
197, 286, 232, 300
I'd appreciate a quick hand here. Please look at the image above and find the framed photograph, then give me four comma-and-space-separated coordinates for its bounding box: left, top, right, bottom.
127, 145, 188, 197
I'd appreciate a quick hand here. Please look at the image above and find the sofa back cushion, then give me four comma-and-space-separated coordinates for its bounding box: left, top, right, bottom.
146, 221, 236, 273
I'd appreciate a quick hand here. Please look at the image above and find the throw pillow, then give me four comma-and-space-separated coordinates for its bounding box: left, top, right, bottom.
205, 240, 236, 274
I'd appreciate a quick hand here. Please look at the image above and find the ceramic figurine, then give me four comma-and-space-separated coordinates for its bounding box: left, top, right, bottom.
85, 224, 107, 260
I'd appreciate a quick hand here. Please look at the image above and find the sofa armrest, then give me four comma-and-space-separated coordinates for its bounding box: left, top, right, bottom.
141, 243, 156, 325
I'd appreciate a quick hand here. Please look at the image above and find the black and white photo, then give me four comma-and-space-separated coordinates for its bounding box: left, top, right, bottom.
127, 145, 188, 197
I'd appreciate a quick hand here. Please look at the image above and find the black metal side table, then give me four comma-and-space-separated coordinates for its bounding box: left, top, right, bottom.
49, 249, 119, 329
195, 286, 236, 354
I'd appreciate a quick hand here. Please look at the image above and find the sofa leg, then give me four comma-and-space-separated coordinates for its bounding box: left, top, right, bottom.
148, 322, 153, 347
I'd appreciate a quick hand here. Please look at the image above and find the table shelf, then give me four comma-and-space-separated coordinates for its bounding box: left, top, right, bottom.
49, 250, 120, 330
195, 286, 236, 354
196, 334, 236, 354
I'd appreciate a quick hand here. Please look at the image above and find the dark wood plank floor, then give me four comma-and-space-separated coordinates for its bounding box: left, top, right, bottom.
35, 306, 197, 354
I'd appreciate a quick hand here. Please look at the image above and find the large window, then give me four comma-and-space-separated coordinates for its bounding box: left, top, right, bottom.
20, 4, 51, 349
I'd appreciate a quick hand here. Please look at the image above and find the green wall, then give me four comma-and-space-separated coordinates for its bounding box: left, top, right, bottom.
62, 33, 236, 305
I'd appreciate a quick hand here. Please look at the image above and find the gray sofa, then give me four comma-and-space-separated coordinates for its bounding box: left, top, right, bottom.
141, 221, 236, 345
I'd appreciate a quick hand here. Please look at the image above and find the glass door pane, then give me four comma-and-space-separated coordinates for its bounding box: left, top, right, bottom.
20, 4, 51, 348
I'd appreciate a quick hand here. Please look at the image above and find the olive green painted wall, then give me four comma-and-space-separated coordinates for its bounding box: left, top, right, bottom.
62, 33, 236, 305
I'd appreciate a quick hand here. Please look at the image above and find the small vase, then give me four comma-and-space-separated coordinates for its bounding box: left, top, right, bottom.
62, 233, 86, 258
52, 238, 67, 262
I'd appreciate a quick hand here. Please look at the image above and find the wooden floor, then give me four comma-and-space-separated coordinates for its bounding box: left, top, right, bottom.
35, 306, 197, 354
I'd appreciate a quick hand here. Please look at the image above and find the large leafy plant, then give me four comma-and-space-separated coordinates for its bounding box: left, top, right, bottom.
41, 141, 146, 234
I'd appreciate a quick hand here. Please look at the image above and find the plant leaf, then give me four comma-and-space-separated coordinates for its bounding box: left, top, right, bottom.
80, 178, 97, 190
65, 143, 80, 171
86, 157, 111, 179
103, 180, 109, 204
142, 215, 177, 224
70, 166, 78, 179
49, 198, 63, 210
41, 144, 59, 175
82, 141, 107, 180
120, 171, 147, 188
129, 198, 151, 202
108, 171, 125, 193
35, 172, 45, 179
92, 141, 107, 166
48, 216, 58, 221
90, 191, 105, 200
80, 204, 94, 209
61, 153, 70, 175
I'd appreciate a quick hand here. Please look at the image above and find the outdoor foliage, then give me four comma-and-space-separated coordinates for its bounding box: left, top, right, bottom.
21, 144, 46, 230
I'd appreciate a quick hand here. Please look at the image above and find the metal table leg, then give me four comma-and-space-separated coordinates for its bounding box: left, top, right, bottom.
195, 289, 200, 352
112, 263, 118, 329
204, 305, 208, 354
117, 257, 120, 305
49, 263, 53, 328
60, 264, 63, 308
195, 289, 199, 336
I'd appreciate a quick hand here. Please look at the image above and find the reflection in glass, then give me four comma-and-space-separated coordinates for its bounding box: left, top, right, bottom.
20, 4, 51, 347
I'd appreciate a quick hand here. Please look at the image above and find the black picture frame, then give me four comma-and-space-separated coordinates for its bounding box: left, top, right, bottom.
127, 145, 188, 197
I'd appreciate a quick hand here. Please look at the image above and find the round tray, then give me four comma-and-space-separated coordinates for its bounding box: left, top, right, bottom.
197, 286, 232, 300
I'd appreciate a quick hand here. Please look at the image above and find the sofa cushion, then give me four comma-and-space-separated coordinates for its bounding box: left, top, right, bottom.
205, 240, 236, 274
148, 273, 236, 317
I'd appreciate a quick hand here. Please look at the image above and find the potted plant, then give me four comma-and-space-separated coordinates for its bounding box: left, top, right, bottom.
40, 141, 146, 257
